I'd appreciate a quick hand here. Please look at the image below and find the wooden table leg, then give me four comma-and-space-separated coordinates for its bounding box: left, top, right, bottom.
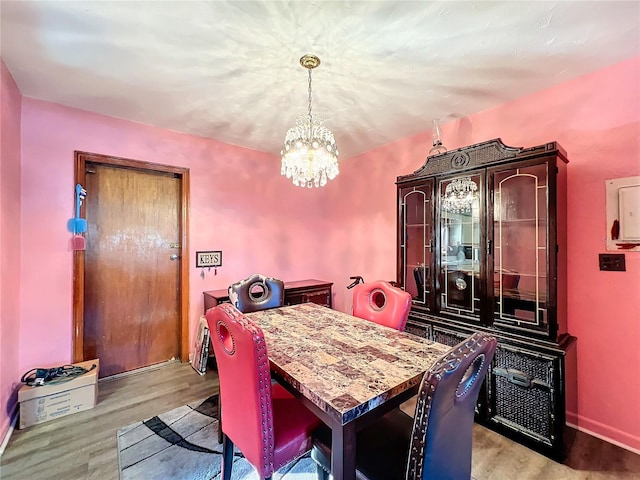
331, 422, 356, 480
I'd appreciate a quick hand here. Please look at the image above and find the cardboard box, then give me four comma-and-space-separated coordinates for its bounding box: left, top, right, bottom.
18, 359, 99, 429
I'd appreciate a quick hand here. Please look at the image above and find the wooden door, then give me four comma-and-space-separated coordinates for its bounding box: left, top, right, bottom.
73, 152, 190, 378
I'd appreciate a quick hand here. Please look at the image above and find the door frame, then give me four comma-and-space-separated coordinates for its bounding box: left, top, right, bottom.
72, 151, 190, 363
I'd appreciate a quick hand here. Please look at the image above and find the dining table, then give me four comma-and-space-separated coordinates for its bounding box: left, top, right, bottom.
245, 302, 452, 480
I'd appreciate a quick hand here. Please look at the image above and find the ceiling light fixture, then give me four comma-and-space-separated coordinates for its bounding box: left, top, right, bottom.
442, 177, 479, 214
281, 54, 339, 188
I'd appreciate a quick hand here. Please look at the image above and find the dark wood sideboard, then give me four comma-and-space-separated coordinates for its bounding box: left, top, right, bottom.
203, 279, 333, 313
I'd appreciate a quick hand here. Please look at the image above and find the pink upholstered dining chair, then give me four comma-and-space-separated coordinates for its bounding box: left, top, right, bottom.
205, 303, 321, 480
351, 280, 412, 331
311, 332, 497, 480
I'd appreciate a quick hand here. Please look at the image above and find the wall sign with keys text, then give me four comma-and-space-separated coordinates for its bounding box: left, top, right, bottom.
196, 251, 222, 268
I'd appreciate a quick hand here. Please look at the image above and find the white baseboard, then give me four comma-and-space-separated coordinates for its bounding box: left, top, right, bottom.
566, 422, 640, 456
0, 407, 18, 458
99, 358, 180, 383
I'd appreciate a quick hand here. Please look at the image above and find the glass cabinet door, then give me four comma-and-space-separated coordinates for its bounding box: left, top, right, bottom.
438, 173, 483, 322
491, 162, 549, 335
399, 182, 434, 310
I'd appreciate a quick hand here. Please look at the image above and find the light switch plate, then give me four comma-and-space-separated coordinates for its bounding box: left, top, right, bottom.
196, 250, 222, 268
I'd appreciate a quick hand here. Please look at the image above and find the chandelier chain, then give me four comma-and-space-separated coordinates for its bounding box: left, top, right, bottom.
307, 68, 313, 119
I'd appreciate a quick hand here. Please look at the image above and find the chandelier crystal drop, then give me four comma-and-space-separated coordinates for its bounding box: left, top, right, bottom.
442, 177, 479, 214
281, 55, 339, 188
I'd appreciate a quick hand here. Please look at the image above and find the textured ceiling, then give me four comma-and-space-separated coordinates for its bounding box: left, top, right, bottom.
1, 1, 639, 159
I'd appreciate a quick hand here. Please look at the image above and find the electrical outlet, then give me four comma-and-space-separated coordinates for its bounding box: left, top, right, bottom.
599, 253, 626, 271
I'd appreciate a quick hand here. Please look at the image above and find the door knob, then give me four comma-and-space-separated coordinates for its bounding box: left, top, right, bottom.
170, 254, 179, 261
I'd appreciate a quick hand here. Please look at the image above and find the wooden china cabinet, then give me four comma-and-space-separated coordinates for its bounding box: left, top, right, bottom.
396, 138, 576, 460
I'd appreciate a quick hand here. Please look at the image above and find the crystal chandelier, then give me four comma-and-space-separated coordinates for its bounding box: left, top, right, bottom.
281, 55, 339, 188
442, 177, 479, 214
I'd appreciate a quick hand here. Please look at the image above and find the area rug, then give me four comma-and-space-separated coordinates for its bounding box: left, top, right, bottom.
117, 395, 317, 480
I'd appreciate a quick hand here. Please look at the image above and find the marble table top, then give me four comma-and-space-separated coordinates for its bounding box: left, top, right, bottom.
246, 303, 451, 425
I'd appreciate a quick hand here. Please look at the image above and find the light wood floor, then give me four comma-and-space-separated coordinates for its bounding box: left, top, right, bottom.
1, 361, 638, 479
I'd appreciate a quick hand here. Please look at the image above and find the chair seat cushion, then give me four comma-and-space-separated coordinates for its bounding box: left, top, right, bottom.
272, 383, 322, 470
311, 408, 413, 480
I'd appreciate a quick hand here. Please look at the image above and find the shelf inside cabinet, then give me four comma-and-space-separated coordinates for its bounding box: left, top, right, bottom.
443, 263, 480, 274
496, 288, 546, 303
494, 218, 542, 224
494, 272, 547, 279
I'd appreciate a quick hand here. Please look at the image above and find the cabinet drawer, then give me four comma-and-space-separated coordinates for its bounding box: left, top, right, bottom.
286, 288, 332, 308
304, 289, 332, 307
487, 343, 558, 447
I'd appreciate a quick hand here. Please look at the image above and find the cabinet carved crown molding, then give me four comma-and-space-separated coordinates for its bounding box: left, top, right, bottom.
400, 138, 566, 179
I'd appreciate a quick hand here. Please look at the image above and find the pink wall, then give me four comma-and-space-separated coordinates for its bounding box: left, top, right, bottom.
0, 60, 22, 441
345, 56, 640, 451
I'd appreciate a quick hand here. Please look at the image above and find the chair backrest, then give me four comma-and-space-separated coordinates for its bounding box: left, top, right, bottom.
205, 303, 275, 475
352, 280, 412, 331
228, 274, 285, 313
407, 332, 497, 480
